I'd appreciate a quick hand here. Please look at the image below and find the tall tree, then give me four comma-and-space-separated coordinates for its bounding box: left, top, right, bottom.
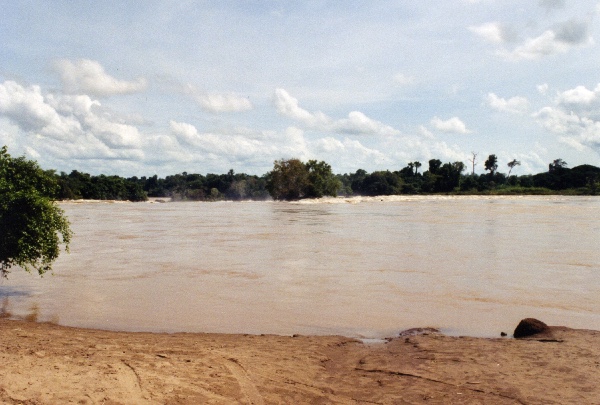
428, 159, 442, 175
266, 158, 308, 200
413, 161, 422, 175
507, 159, 521, 176
484, 154, 498, 175
549, 159, 568, 172
305, 160, 341, 198
0, 146, 72, 277
469, 152, 478, 175
265, 158, 340, 200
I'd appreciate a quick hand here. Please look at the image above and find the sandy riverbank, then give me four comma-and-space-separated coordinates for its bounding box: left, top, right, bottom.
0, 318, 598, 404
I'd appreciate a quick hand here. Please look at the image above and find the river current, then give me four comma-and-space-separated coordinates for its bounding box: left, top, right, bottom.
2, 195, 599, 338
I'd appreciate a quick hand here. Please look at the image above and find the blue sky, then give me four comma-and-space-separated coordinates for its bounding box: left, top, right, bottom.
2, 0, 600, 176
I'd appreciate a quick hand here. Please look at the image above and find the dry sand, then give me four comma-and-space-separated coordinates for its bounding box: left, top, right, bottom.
0, 318, 599, 404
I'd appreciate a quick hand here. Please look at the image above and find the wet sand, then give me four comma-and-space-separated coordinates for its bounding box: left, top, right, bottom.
1, 318, 598, 404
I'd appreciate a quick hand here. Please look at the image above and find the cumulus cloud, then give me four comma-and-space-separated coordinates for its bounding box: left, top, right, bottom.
0, 81, 81, 139
534, 106, 582, 134
183, 84, 253, 113
273, 88, 400, 136
486, 93, 530, 114
0, 80, 143, 161
169, 120, 310, 165
430, 116, 471, 134
55, 59, 148, 97
273, 88, 330, 127
501, 19, 593, 60
312, 137, 389, 165
195, 93, 252, 113
417, 125, 435, 139
533, 104, 600, 153
471, 14, 593, 61
556, 85, 597, 105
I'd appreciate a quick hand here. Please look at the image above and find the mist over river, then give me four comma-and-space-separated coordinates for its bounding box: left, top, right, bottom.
2, 196, 599, 338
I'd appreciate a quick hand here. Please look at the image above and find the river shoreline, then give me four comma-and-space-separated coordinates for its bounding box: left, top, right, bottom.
1, 318, 598, 404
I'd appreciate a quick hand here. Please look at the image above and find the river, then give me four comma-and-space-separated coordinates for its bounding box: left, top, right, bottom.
2, 195, 599, 338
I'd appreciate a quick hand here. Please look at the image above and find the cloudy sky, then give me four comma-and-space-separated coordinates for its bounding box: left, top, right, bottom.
2, 1, 600, 177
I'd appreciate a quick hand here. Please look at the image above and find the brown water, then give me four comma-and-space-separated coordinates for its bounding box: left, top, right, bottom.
2, 196, 599, 338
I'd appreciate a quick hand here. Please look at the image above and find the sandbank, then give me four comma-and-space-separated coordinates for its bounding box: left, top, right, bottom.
0, 318, 598, 404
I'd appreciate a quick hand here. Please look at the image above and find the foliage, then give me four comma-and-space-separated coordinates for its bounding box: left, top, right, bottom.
549, 159, 568, 172
5, 146, 600, 209
57, 171, 147, 201
484, 154, 498, 175
305, 160, 342, 198
359, 171, 403, 196
0, 146, 72, 277
507, 159, 521, 176
266, 158, 341, 200
265, 159, 309, 200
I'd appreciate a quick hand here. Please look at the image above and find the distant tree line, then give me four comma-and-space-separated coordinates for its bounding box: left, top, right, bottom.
336, 156, 600, 198
54, 169, 270, 202
32, 153, 600, 202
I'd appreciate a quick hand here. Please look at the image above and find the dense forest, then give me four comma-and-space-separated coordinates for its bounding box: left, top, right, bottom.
48, 154, 600, 202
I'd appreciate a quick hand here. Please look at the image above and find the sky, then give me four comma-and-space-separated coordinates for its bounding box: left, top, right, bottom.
2, 0, 600, 177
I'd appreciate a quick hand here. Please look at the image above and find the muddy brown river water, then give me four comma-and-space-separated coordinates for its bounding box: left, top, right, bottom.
2, 195, 599, 338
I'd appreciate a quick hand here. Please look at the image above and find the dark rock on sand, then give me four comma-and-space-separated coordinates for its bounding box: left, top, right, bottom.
398, 327, 440, 337
514, 318, 549, 338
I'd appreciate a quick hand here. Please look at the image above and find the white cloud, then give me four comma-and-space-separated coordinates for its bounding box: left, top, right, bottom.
0, 80, 82, 140
55, 59, 148, 97
534, 106, 582, 134
537, 83, 549, 95
183, 84, 253, 113
486, 93, 530, 114
196, 93, 253, 113
533, 105, 600, 153
417, 125, 435, 139
0, 80, 142, 157
559, 135, 587, 151
501, 20, 593, 60
430, 116, 472, 134
169, 120, 199, 145
312, 136, 392, 170
273, 88, 330, 127
506, 31, 569, 60
47, 93, 142, 149
468, 22, 506, 44
169, 120, 311, 166
556, 85, 597, 105
273, 88, 400, 136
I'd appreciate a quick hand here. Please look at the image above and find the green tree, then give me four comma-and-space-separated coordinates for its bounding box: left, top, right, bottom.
0, 146, 72, 277
507, 159, 521, 176
434, 161, 465, 192
266, 158, 309, 200
549, 158, 567, 172
484, 154, 498, 176
266, 158, 340, 200
413, 161, 422, 175
305, 160, 341, 198
361, 171, 403, 196
428, 159, 443, 175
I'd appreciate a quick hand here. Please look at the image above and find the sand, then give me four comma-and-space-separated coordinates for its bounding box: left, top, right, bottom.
0, 318, 599, 404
